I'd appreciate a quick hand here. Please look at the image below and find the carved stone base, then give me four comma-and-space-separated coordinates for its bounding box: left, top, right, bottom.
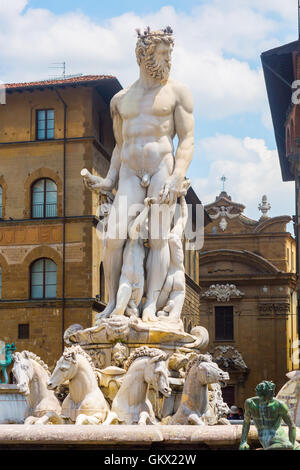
64, 316, 209, 369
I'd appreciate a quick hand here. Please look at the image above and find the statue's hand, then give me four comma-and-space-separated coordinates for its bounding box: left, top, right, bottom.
81, 169, 115, 193
239, 442, 250, 451
159, 175, 183, 205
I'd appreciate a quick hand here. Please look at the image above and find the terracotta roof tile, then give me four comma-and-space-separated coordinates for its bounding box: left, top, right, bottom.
5, 74, 117, 90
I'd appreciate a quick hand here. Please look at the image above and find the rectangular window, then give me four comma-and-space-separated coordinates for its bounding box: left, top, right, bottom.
215, 305, 234, 340
18, 324, 29, 340
36, 109, 55, 140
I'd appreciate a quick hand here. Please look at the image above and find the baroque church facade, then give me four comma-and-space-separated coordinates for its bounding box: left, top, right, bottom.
200, 190, 298, 407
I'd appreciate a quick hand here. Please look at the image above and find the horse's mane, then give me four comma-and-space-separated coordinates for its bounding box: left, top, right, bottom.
185, 353, 212, 377
63, 345, 97, 379
20, 351, 50, 375
124, 346, 167, 371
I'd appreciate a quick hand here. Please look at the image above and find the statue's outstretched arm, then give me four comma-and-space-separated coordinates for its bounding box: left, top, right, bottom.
239, 400, 251, 450
281, 404, 296, 445
106, 92, 123, 188
81, 92, 123, 192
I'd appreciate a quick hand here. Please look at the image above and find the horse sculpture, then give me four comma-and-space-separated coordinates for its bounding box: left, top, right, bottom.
47, 345, 109, 425
0, 342, 16, 384
169, 353, 230, 425
12, 351, 62, 424
103, 346, 171, 425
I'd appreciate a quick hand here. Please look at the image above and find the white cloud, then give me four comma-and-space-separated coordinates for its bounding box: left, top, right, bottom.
191, 134, 295, 219
0, 1, 294, 124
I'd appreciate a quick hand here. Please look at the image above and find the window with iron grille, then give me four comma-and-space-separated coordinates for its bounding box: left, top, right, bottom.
31, 178, 57, 218
30, 258, 57, 299
36, 109, 54, 140
18, 324, 29, 340
215, 305, 234, 340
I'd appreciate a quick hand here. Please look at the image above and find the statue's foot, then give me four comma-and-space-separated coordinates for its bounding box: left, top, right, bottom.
95, 303, 116, 323
24, 416, 38, 425
75, 414, 100, 425
157, 310, 168, 317
110, 308, 125, 316
142, 307, 157, 322
188, 413, 205, 425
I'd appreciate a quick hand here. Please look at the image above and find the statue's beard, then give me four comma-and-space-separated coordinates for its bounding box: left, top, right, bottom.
144, 55, 171, 83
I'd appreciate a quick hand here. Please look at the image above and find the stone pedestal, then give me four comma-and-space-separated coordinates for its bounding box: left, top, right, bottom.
0, 385, 29, 424
64, 316, 209, 369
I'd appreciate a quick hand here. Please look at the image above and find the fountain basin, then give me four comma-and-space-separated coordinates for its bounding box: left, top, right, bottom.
0, 385, 29, 424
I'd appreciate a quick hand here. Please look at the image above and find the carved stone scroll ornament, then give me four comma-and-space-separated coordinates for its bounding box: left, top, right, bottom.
210, 346, 248, 371
202, 284, 244, 302
209, 206, 240, 232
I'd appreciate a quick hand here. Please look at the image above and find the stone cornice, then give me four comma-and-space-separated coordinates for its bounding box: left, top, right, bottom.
253, 215, 292, 233
199, 249, 280, 274
0, 136, 112, 161
0, 298, 103, 311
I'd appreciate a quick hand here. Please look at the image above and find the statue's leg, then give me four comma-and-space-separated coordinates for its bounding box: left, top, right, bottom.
2, 367, 8, 384
143, 168, 174, 321
96, 168, 145, 320
265, 427, 295, 450
162, 272, 185, 322
111, 276, 132, 316
138, 411, 151, 425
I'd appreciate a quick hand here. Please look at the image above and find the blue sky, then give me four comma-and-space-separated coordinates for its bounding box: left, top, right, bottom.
25, 0, 203, 17
0, 0, 298, 221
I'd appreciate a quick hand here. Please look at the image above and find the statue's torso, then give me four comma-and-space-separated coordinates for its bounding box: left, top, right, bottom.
249, 398, 283, 436
117, 80, 177, 175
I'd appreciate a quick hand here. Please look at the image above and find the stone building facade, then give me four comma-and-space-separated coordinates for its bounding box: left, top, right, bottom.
199, 190, 298, 407
0, 75, 203, 369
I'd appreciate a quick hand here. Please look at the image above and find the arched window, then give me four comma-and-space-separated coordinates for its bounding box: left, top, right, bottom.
99, 262, 105, 302
0, 186, 2, 219
30, 258, 57, 299
31, 179, 57, 218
